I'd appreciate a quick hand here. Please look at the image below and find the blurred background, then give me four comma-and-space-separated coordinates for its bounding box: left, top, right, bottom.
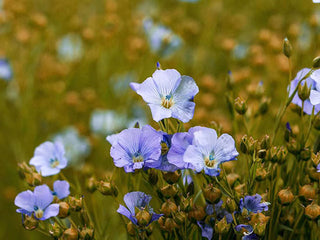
1, 0, 320, 238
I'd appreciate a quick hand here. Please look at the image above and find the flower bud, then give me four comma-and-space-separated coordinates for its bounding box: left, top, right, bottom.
247, 136, 258, 155
258, 97, 270, 115
276, 146, 288, 164
298, 82, 311, 101
254, 222, 267, 236
299, 185, 316, 201
313, 56, 320, 68
86, 177, 97, 193
159, 217, 178, 232
25, 172, 42, 186
300, 148, 311, 161
287, 139, 300, 154
68, 196, 82, 211
305, 202, 320, 220
127, 221, 136, 236
173, 211, 186, 225
79, 227, 94, 240
58, 202, 70, 218
148, 169, 158, 185
234, 97, 247, 115
136, 209, 151, 226
250, 212, 270, 225
203, 184, 222, 204
226, 173, 240, 187
283, 38, 292, 58
161, 200, 178, 217
162, 171, 181, 184
62, 227, 79, 240
215, 217, 230, 234
226, 198, 237, 212
188, 205, 206, 221
260, 135, 270, 150
22, 214, 38, 231
278, 188, 294, 205
160, 185, 178, 198
240, 135, 248, 154
255, 167, 268, 181
97, 180, 118, 197
50, 222, 63, 238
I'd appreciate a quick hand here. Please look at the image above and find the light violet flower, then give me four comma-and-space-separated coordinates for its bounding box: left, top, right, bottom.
30, 141, 67, 177
14, 185, 59, 220
130, 68, 199, 123
240, 194, 270, 214
0, 58, 13, 81
52, 180, 70, 199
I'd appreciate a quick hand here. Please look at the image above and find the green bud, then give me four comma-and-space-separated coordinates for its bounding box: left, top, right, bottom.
225, 198, 237, 212
240, 135, 248, 154
234, 97, 247, 115
287, 139, 300, 154
86, 177, 97, 193
313, 56, 320, 68
79, 227, 94, 240
298, 82, 311, 101
283, 38, 292, 58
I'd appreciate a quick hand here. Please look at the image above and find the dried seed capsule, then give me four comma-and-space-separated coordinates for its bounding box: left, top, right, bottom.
161, 200, 178, 217
299, 185, 316, 201
278, 188, 294, 205
203, 184, 222, 204
305, 202, 320, 220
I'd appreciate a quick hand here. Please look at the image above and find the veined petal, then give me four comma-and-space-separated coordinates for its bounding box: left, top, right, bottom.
41, 204, 59, 220
117, 205, 137, 225
40, 166, 61, 176
148, 103, 172, 122
192, 128, 217, 156
14, 190, 35, 212
171, 101, 195, 123
34, 185, 54, 210
152, 69, 181, 96
110, 144, 132, 167
184, 145, 205, 172
310, 90, 320, 105
124, 192, 151, 215
214, 134, 239, 162
135, 77, 161, 104
173, 75, 199, 101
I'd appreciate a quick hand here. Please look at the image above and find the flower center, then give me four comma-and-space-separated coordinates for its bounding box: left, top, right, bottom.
161, 142, 169, 155
204, 153, 216, 168
132, 152, 144, 163
161, 95, 174, 109
50, 158, 60, 168
34, 206, 43, 219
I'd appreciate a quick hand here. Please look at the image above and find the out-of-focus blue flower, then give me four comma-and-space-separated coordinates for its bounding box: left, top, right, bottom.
182, 127, 238, 176
130, 68, 199, 123
289, 68, 320, 114
168, 126, 207, 169
30, 141, 67, 177
143, 18, 182, 58
317, 163, 320, 172
232, 44, 249, 60
107, 125, 162, 172
240, 194, 270, 214
235, 224, 259, 240
52, 180, 70, 200
206, 200, 233, 224
52, 127, 90, 167
314, 0, 320, 3
0, 58, 13, 81
117, 191, 162, 225
197, 221, 213, 240
14, 185, 59, 220
57, 34, 83, 62
297, 23, 311, 51
90, 109, 128, 136
109, 72, 137, 97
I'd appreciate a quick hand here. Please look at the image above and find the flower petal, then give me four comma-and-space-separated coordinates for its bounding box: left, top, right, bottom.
148, 103, 172, 122
310, 89, 320, 105
184, 145, 205, 172
34, 185, 53, 209
117, 205, 137, 225
39, 166, 61, 176
134, 77, 161, 104
14, 190, 35, 212
152, 69, 181, 96
123, 191, 152, 215
53, 180, 70, 199
171, 101, 196, 123
41, 204, 59, 220
192, 128, 218, 157
214, 134, 239, 163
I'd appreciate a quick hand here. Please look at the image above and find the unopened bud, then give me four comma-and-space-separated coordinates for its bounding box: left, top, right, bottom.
299, 185, 316, 201
226, 198, 237, 212
159, 217, 178, 232
249, 212, 270, 225
298, 82, 311, 101
234, 97, 247, 115
162, 171, 181, 184
283, 38, 292, 58
97, 180, 118, 197
58, 202, 70, 218
305, 202, 320, 220
240, 135, 248, 154
260, 135, 270, 150
248, 136, 258, 155
203, 184, 222, 204
161, 200, 178, 217
62, 227, 79, 240
215, 217, 230, 234
278, 188, 294, 205
160, 185, 178, 198
68, 196, 82, 212
79, 227, 94, 240
136, 209, 151, 226
313, 56, 320, 68
86, 177, 97, 193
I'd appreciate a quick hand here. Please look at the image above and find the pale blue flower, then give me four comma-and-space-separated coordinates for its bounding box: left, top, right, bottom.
107, 125, 163, 172
57, 34, 83, 62
240, 194, 270, 214
29, 141, 67, 177
233, 44, 249, 60
52, 127, 90, 167
15, 185, 59, 220
52, 180, 70, 200
197, 221, 213, 240
0, 58, 13, 81
130, 68, 199, 123
117, 191, 162, 225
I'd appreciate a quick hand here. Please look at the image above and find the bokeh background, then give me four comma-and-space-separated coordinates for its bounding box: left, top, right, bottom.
1, 0, 320, 238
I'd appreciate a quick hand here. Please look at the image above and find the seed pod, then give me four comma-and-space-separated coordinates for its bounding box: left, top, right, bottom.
188, 205, 206, 221
127, 222, 136, 236
162, 171, 181, 184
305, 202, 320, 220
161, 185, 178, 198
161, 200, 178, 217
58, 202, 70, 218
299, 185, 316, 201
22, 214, 38, 231
136, 209, 151, 226
62, 227, 79, 240
278, 188, 294, 205
203, 184, 222, 204
79, 227, 94, 240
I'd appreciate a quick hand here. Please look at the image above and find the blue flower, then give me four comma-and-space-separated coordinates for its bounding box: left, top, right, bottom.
289, 68, 320, 115
107, 125, 163, 172
317, 163, 320, 172
168, 126, 209, 169
235, 224, 259, 240
308, 70, 320, 108
14, 185, 59, 220
57, 34, 83, 62
90, 109, 128, 136
206, 200, 233, 224
182, 127, 238, 176
52, 127, 90, 167
240, 194, 270, 214
143, 18, 182, 58
52, 180, 70, 200
197, 221, 213, 240
0, 58, 13, 81
29, 141, 68, 177
130, 68, 199, 123
117, 191, 162, 225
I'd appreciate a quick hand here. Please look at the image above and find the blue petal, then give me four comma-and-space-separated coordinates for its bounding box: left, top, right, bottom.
310, 90, 320, 105
192, 128, 218, 156
171, 101, 196, 123
184, 145, 205, 172
41, 204, 59, 220
123, 191, 152, 215
53, 180, 70, 199
34, 185, 54, 210
197, 221, 213, 240
214, 134, 239, 163
148, 103, 172, 122
15, 190, 35, 212
150, 213, 162, 223
39, 166, 61, 176
152, 69, 181, 97
117, 204, 137, 225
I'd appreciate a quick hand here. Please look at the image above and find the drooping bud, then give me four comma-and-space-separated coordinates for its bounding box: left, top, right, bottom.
214, 217, 231, 234
79, 227, 94, 240
312, 56, 320, 68
283, 38, 292, 58
62, 227, 79, 240
162, 171, 181, 184
203, 184, 222, 204
278, 188, 294, 205
136, 209, 151, 226
234, 97, 247, 115
22, 214, 38, 231
298, 82, 311, 101
161, 200, 178, 217
299, 185, 316, 201
305, 202, 320, 220
58, 202, 70, 218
